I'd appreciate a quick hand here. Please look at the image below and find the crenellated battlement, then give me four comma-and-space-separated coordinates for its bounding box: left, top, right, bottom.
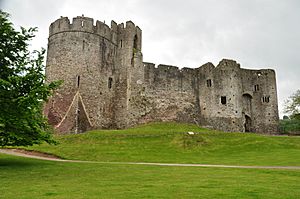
144, 62, 195, 75
49, 16, 141, 45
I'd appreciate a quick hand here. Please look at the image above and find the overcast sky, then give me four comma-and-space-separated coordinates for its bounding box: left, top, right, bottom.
2, 0, 300, 118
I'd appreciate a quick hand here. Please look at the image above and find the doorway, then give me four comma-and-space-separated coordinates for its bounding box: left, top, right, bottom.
244, 115, 252, 132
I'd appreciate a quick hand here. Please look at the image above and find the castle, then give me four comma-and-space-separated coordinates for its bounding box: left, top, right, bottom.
45, 16, 279, 134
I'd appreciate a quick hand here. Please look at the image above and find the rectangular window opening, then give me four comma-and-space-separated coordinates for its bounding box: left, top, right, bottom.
108, 77, 113, 89
254, 84, 259, 91
207, 79, 212, 87
221, 96, 227, 105
262, 96, 270, 103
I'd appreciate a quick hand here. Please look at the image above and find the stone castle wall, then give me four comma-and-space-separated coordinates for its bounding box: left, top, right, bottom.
45, 16, 279, 134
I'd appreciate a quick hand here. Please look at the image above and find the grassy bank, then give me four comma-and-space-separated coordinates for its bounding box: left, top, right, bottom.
25, 122, 300, 166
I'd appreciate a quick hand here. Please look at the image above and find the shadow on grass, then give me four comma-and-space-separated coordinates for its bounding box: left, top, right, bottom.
0, 155, 52, 168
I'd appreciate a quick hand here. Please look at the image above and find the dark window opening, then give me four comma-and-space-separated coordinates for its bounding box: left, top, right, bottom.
221, 96, 227, 105
77, 76, 80, 87
120, 40, 123, 48
108, 77, 113, 89
254, 84, 259, 91
262, 96, 270, 103
133, 35, 138, 49
131, 56, 134, 66
207, 79, 212, 87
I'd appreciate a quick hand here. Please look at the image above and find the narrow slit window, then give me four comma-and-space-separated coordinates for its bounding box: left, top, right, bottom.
221, 96, 227, 105
207, 79, 212, 87
108, 77, 113, 89
133, 35, 138, 49
81, 21, 84, 27
77, 76, 80, 87
254, 84, 259, 91
120, 40, 123, 48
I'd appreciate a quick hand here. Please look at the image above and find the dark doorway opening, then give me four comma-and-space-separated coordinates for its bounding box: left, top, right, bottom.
244, 115, 252, 132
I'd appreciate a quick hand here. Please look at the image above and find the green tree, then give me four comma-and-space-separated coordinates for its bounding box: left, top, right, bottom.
0, 10, 60, 147
284, 90, 300, 120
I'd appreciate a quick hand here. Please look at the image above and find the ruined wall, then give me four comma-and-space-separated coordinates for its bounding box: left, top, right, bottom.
139, 59, 279, 133
196, 60, 244, 132
240, 68, 279, 133
114, 21, 144, 128
45, 16, 279, 134
139, 63, 200, 125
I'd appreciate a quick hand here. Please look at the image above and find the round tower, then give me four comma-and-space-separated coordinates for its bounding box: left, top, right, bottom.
45, 16, 119, 133
45, 16, 144, 133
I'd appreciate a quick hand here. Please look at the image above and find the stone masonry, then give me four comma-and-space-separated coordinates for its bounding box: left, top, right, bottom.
44, 16, 279, 134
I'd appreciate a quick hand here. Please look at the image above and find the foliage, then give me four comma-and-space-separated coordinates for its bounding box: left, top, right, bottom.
279, 119, 300, 134
283, 115, 289, 120
284, 89, 300, 120
0, 10, 60, 147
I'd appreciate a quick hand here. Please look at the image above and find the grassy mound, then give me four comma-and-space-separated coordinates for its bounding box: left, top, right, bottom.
26, 122, 300, 166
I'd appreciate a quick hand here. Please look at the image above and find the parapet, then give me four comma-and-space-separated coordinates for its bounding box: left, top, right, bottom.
241, 68, 276, 79
143, 62, 196, 79
217, 59, 241, 69
49, 16, 141, 45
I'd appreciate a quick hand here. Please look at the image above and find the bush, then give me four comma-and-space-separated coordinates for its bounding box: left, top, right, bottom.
279, 119, 300, 135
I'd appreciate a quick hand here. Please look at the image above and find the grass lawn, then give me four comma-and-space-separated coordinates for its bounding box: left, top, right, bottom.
1, 153, 300, 199
25, 122, 300, 166
2, 122, 300, 198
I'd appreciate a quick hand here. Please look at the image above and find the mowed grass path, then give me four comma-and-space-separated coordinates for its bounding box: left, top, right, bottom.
1, 153, 300, 199
26, 123, 300, 166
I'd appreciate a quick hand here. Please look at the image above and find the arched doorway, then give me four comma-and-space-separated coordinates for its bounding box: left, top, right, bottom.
244, 115, 252, 132
242, 93, 252, 116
